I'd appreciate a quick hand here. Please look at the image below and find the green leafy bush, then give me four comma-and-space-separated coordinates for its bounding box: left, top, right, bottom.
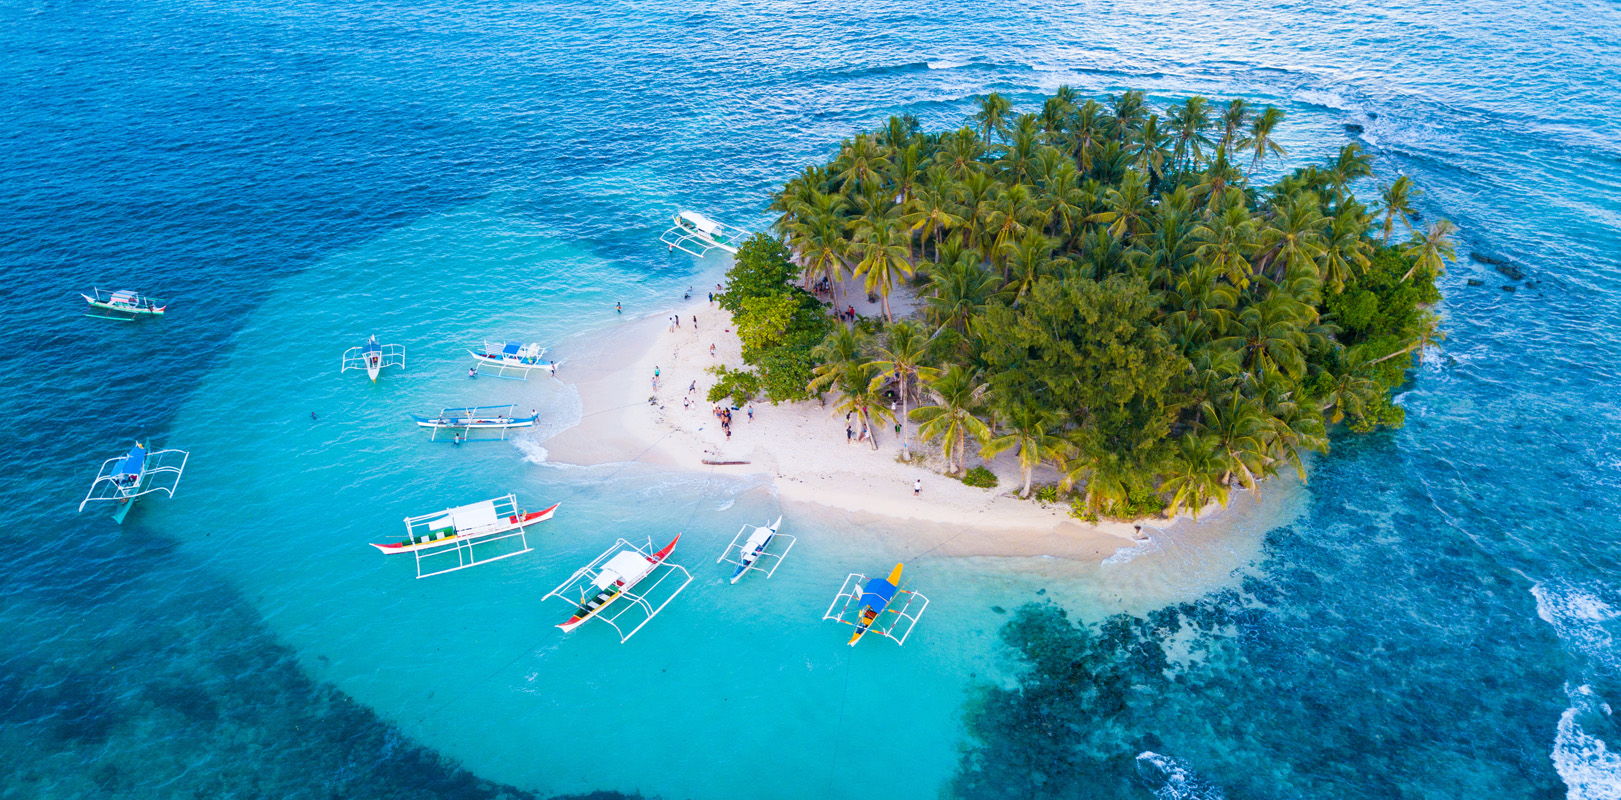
705, 366, 760, 406
961, 466, 998, 488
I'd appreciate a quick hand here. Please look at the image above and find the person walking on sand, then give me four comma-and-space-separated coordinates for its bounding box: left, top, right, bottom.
709, 343, 716, 357
747, 405, 754, 422
914, 479, 922, 496
692, 315, 698, 331
846, 425, 854, 443
689, 380, 697, 394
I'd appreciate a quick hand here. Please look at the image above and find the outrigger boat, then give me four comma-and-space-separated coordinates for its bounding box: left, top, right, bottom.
411, 404, 538, 441
341, 335, 405, 382
79, 440, 189, 524
823, 564, 930, 647
81, 288, 167, 321
373, 494, 558, 578
469, 340, 557, 379
659, 211, 750, 258
717, 516, 794, 584
544, 536, 692, 643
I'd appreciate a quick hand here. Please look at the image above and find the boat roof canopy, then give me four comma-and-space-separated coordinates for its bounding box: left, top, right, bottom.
678, 211, 719, 234
111, 290, 137, 303
595, 550, 653, 588
860, 578, 899, 609
116, 443, 146, 476
503, 341, 522, 355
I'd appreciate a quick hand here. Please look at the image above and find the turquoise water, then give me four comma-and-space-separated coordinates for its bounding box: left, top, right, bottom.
4, 0, 1620, 797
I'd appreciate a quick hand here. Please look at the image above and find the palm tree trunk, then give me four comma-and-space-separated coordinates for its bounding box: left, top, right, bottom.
1020, 463, 1032, 498
899, 375, 911, 461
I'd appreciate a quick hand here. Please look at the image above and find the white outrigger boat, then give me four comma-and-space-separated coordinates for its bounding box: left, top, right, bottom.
372, 494, 558, 578
79, 441, 189, 524
659, 211, 750, 257
823, 564, 930, 647
717, 516, 793, 584
411, 404, 538, 441
341, 335, 405, 382
469, 340, 557, 379
544, 536, 692, 643
82, 288, 167, 321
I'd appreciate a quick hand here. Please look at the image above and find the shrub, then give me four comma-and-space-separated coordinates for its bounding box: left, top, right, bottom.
705, 366, 760, 406
1034, 485, 1061, 504
961, 466, 998, 488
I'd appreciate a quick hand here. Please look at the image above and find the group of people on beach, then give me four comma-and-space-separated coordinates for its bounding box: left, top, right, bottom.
707, 396, 754, 441
845, 410, 871, 444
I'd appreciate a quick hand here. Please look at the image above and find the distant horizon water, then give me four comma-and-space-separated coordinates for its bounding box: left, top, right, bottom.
3, 0, 1620, 797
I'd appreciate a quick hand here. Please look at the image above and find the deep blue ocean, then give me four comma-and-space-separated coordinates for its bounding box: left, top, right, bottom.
4, 0, 1621, 797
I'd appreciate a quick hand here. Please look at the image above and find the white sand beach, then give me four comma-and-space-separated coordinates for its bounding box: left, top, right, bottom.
540, 289, 1230, 562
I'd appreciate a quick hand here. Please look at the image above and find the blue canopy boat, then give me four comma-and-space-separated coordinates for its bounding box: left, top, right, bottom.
79, 440, 190, 524
469, 340, 557, 379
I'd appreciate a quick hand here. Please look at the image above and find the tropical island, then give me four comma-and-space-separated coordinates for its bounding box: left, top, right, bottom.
549, 88, 1448, 531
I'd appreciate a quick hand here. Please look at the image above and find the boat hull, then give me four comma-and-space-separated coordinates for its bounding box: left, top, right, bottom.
371, 503, 559, 554
557, 534, 681, 632
83, 295, 165, 316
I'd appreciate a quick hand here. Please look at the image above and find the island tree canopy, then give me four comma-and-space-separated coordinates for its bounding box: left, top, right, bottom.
764, 88, 1447, 518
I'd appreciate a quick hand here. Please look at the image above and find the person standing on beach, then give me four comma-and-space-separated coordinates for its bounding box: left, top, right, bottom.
692, 315, 698, 330
914, 479, 922, 496
689, 380, 697, 394
846, 425, 854, 443
747, 406, 754, 422
709, 343, 716, 357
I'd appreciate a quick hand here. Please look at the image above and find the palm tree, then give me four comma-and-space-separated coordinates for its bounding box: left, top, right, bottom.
924, 256, 998, 333
981, 183, 1032, 271
1401, 219, 1457, 282
1192, 196, 1258, 288
1318, 348, 1379, 423
905, 178, 965, 261
954, 170, 999, 251
867, 322, 940, 461
1366, 310, 1445, 366
851, 214, 916, 322
1160, 433, 1230, 518
910, 365, 991, 475
1109, 91, 1147, 142
833, 135, 891, 195
1245, 106, 1288, 179
1255, 191, 1329, 282
1004, 229, 1055, 304
787, 190, 852, 296
1220, 293, 1312, 380
1320, 200, 1375, 293
982, 404, 1066, 498
1326, 143, 1374, 203
1191, 146, 1244, 215
1165, 263, 1238, 343
808, 326, 869, 397
1071, 100, 1107, 174
939, 127, 987, 179
1097, 171, 1152, 239
1217, 98, 1249, 151
1129, 113, 1172, 186
1197, 392, 1270, 494
1376, 175, 1419, 243
1166, 95, 1213, 174
974, 93, 1013, 144
1138, 204, 1199, 290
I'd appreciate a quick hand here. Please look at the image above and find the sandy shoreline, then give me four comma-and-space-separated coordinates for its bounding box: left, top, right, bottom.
543, 298, 1229, 562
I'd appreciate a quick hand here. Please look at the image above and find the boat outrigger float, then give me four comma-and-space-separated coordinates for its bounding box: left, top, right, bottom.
374, 495, 558, 578
79, 440, 189, 524
469, 340, 557, 379
823, 564, 930, 647
659, 211, 750, 258
544, 536, 692, 643
717, 516, 793, 584
341, 335, 405, 382
81, 288, 167, 321
411, 405, 538, 441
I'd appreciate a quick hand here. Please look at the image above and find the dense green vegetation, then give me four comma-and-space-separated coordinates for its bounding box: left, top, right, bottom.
707, 235, 832, 406
765, 89, 1448, 519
